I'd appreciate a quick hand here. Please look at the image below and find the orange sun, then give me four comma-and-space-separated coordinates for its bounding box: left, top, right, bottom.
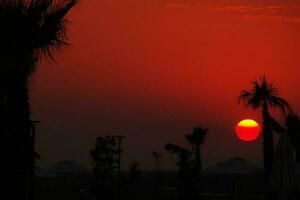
235, 119, 261, 142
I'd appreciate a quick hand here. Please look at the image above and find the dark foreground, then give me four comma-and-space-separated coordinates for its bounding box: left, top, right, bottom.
34, 171, 300, 200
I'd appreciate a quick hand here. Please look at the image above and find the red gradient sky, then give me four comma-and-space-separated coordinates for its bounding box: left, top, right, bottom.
31, 0, 300, 169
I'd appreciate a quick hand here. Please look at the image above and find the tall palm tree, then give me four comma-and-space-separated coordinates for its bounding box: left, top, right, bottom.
263, 113, 300, 163
285, 114, 300, 163
238, 76, 290, 181
186, 127, 207, 173
0, 1, 78, 199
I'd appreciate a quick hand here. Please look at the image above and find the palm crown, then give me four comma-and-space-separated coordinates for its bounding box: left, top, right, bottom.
0, 0, 78, 77
238, 76, 290, 113
185, 127, 207, 149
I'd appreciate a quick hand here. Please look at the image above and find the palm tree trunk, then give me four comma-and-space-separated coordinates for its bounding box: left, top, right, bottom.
0, 89, 10, 199
295, 149, 300, 163
5, 77, 33, 200
262, 101, 274, 182
0, 90, 7, 153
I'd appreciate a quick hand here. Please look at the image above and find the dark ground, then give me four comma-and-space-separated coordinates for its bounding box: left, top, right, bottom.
34, 171, 300, 200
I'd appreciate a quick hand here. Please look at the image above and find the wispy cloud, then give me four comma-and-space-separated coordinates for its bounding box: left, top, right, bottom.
163, 1, 300, 24
213, 5, 300, 24
164, 1, 208, 9
166, 3, 195, 8
213, 6, 282, 14
244, 14, 300, 23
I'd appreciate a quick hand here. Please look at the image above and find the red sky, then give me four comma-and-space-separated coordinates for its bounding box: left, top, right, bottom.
32, 0, 300, 169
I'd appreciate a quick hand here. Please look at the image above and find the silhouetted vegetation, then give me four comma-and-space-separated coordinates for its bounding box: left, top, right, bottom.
152, 151, 163, 188
165, 143, 192, 178
165, 127, 208, 200
90, 136, 119, 199
1, 0, 299, 199
239, 76, 290, 181
266, 113, 300, 165
285, 114, 300, 163
152, 151, 163, 171
129, 161, 141, 193
186, 127, 207, 174
0, 1, 77, 199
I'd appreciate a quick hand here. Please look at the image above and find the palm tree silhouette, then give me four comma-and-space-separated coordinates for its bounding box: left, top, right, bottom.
129, 161, 141, 194
0, 1, 77, 199
186, 127, 207, 173
165, 132, 206, 200
165, 143, 192, 178
152, 151, 163, 189
152, 151, 163, 171
285, 114, 300, 163
238, 76, 290, 181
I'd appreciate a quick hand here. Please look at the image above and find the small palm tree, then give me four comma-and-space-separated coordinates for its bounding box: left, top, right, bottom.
152, 151, 163, 171
152, 151, 163, 188
165, 143, 192, 177
186, 127, 207, 173
238, 76, 290, 180
0, 1, 78, 199
165, 127, 208, 200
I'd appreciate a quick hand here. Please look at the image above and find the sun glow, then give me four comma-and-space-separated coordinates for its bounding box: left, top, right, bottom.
235, 119, 261, 142
238, 119, 259, 127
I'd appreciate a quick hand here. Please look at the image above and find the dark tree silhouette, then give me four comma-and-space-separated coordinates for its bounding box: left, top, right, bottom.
129, 161, 141, 194
165, 128, 207, 200
152, 151, 163, 189
0, 1, 77, 199
90, 136, 119, 200
129, 161, 141, 177
165, 143, 192, 178
238, 76, 290, 181
285, 114, 300, 163
152, 151, 163, 171
262, 113, 300, 164
90, 136, 119, 183
165, 143, 193, 199
186, 127, 207, 174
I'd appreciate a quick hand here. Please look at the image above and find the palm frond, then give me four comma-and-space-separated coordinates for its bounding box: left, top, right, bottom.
27, 0, 53, 18
286, 114, 300, 130
34, 0, 78, 60
238, 90, 251, 104
269, 116, 285, 133
185, 134, 194, 144
192, 126, 208, 145
238, 75, 290, 113
152, 151, 162, 158
238, 89, 261, 109
165, 143, 182, 154
269, 96, 290, 114
0, 0, 78, 77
